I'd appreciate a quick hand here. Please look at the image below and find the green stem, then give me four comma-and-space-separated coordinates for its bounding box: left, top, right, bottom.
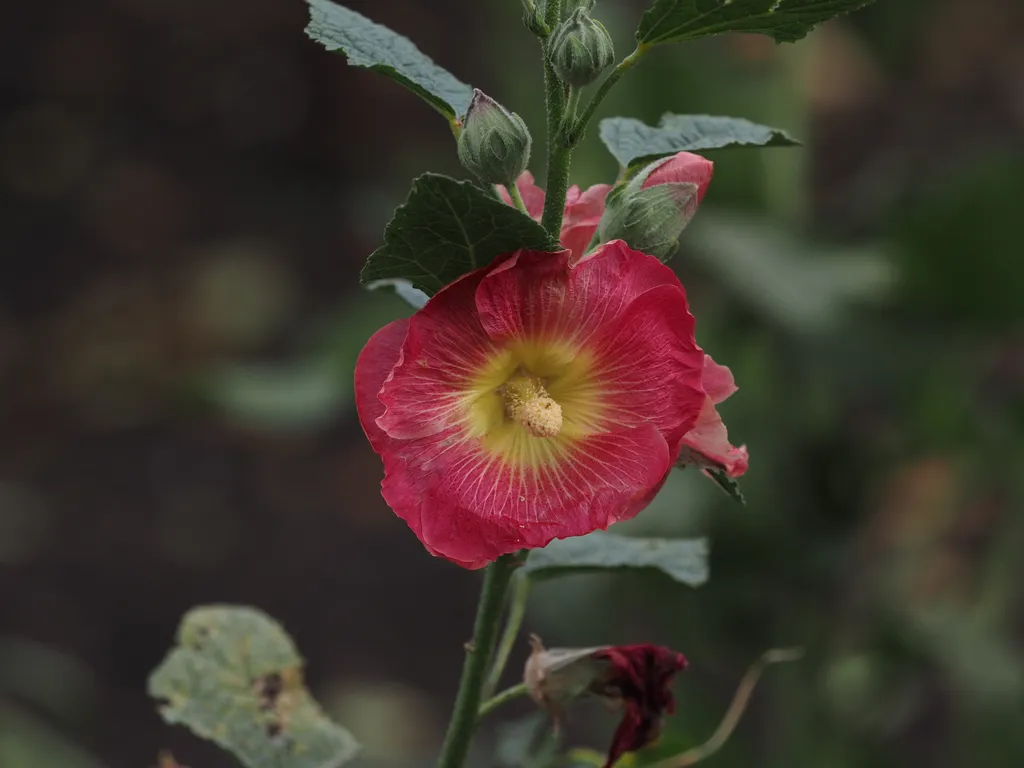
506, 183, 530, 216
436, 555, 519, 768
483, 572, 531, 697
539, 0, 571, 238
477, 683, 529, 720
567, 46, 647, 147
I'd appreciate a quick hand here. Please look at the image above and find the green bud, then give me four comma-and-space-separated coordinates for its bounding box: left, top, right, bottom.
548, 8, 615, 88
457, 89, 532, 186
597, 181, 699, 261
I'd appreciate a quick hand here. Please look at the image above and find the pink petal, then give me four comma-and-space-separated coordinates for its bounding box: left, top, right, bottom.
353, 318, 409, 454
380, 422, 672, 568
498, 171, 546, 220
586, 284, 705, 449
701, 354, 738, 404
678, 397, 749, 477
377, 269, 499, 440
642, 152, 714, 205
475, 241, 686, 349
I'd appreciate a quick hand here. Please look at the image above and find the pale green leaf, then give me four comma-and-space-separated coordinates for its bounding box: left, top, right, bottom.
305, 0, 473, 122
637, 0, 878, 46
361, 173, 559, 295
599, 114, 799, 170
148, 605, 359, 768
524, 531, 708, 586
686, 211, 895, 335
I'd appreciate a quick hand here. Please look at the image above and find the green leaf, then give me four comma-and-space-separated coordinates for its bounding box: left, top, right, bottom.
148, 605, 359, 768
685, 211, 895, 335
305, 0, 473, 123
637, 0, 878, 46
362, 173, 560, 295
706, 468, 747, 505
599, 114, 799, 170
523, 531, 708, 587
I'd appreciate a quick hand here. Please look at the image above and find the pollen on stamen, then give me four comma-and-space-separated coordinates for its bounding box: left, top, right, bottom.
499, 372, 564, 438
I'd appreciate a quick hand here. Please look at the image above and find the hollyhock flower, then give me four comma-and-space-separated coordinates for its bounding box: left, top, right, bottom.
677, 355, 749, 478
525, 635, 688, 768
355, 240, 716, 568
499, 171, 611, 260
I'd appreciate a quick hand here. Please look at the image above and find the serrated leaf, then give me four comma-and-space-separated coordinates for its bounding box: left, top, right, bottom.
523, 531, 708, 586
362, 173, 560, 295
706, 468, 747, 504
148, 605, 359, 768
305, 0, 473, 123
637, 0, 878, 46
599, 114, 799, 170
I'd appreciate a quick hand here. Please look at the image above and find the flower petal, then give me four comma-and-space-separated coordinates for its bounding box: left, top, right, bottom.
377, 268, 499, 440
702, 353, 738, 404
642, 151, 714, 205
380, 422, 671, 567
560, 183, 611, 261
475, 241, 685, 348
678, 397, 749, 477
586, 283, 705, 448
353, 318, 409, 454
499, 171, 546, 219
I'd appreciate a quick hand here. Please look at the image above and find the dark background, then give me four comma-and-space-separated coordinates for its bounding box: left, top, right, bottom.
2, 1, 1023, 767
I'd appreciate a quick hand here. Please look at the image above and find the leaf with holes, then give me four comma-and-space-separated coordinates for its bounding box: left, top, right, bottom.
305, 0, 473, 124
523, 531, 708, 587
637, 0, 878, 46
600, 114, 799, 171
361, 173, 560, 295
148, 605, 359, 768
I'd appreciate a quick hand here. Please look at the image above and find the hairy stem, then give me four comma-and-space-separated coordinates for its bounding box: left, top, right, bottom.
539, 0, 571, 238
483, 571, 532, 697
478, 682, 529, 720
506, 183, 530, 216
436, 555, 520, 768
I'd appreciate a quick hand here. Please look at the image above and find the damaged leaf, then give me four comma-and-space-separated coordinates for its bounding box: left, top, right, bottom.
147, 605, 359, 768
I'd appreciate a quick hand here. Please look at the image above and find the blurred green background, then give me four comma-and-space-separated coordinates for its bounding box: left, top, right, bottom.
2, 0, 1023, 766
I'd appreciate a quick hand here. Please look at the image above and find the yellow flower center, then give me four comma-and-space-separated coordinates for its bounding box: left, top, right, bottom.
499, 371, 563, 438
460, 339, 604, 469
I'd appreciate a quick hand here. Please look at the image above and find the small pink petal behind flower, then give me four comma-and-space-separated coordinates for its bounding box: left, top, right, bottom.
642, 151, 714, 205
499, 171, 546, 219
499, 172, 610, 260
677, 354, 748, 478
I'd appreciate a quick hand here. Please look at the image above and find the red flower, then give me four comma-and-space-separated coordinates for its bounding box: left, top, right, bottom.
500, 171, 611, 261
355, 240, 713, 568
524, 636, 687, 768
677, 355, 749, 478
593, 645, 688, 768
640, 151, 714, 205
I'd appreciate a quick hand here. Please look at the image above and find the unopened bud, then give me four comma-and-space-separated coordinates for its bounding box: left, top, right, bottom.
457, 89, 532, 186
549, 8, 615, 88
597, 181, 699, 260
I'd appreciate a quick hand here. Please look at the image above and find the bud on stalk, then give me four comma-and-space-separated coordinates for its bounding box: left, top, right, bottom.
457, 89, 532, 186
548, 7, 615, 88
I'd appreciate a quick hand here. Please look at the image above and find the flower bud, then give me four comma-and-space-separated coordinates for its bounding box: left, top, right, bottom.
640, 151, 714, 204
597, 181, 700, 261
548, 8, 615, 88
457, 89, 532, 186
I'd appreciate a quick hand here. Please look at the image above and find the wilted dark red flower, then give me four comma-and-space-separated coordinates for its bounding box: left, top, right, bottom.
525, 636, 687, 767
591, 645, 688, 768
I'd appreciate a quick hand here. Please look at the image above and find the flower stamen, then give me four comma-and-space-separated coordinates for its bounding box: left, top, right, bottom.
499, 370, 563, 438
